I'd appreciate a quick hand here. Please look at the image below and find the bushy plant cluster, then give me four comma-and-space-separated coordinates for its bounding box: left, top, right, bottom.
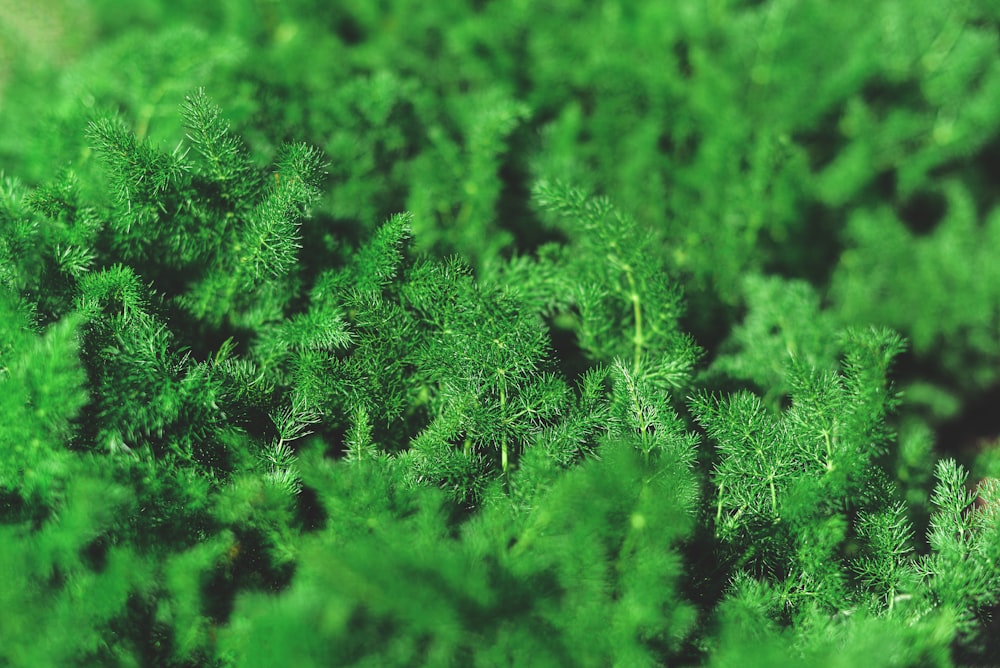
2, 1, 1000, 666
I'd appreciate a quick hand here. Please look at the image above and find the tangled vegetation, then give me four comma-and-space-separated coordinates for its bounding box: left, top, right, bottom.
2, 1, 1000, 665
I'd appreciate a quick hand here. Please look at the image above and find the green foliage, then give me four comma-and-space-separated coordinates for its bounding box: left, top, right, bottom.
532, 180, 699, 379
693, 328, 905, 585
920, 461, 1000, 639
0, 442, 157, 665
709, 274, 841, 404
0, 291, 87, 499
831, 179, 1000, 397
3, 1, 1000, 665
221, 437, 699, 668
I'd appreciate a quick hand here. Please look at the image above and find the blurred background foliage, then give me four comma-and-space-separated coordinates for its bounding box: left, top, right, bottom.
3, 0, 1000, 489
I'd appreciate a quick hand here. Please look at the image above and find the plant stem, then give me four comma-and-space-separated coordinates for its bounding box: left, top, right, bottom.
626, 269, 643, 374
499, 382, 508, 473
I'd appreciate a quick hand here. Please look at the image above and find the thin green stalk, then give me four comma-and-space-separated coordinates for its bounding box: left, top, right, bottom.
625, 269, 643, 374
499, 382, 508, 473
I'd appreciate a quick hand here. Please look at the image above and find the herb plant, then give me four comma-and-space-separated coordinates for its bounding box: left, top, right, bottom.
2, 2, 1000, 666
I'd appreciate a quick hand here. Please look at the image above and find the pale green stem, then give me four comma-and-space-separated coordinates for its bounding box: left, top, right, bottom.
716, 484, 725, 526
625, 270, 643, 374
499, 383, 508, 473
770, 477, 777, 516
823, 428, 834, 471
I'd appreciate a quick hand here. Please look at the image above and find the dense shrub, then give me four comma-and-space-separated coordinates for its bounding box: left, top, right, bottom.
2, 2, 1000, 665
